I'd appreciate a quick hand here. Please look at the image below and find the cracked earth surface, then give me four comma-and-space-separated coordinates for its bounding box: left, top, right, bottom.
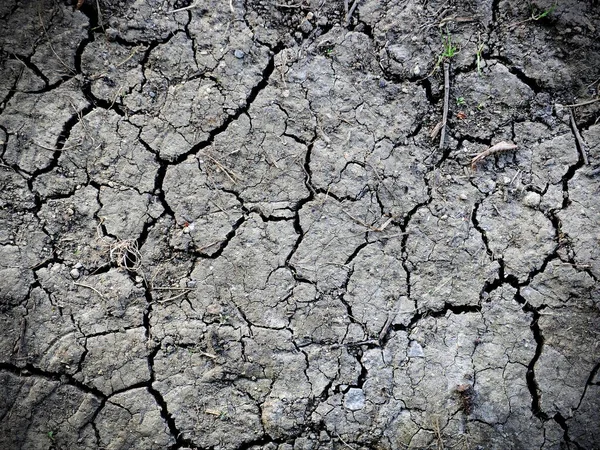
1, 0, 599, 449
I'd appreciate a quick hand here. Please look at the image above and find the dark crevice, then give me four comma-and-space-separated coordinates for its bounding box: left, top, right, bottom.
407, 121, 423, 140
491, 0, 501, 24
397, 170, 434, 301
72, 0, 99, 77
80, 80, 125, 115
27, 103, 95, 201
0, 58, 25, 115
195, 216, 246, 259
553, 412, 582, 450
575, 363, 600, 410
146, 345, 199, 450
514, 291, 547, 421
164, 43, 285, 167
491, 55, 543, 94
344, 239, 369, 265
419, 77, 436, 105
9, 53, 49, 88
285, 138, 316, 273
0, 362, 106, 399
150, 160, 176, 219
142, 286, 153, 341
393, 302, 481, 334
75, 0, 100, 30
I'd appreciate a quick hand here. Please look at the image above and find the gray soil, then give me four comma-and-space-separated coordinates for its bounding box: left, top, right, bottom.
1, 0, 599, 449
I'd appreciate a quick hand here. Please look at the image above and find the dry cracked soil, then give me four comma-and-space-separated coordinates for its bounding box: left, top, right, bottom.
1, 0, 600, 449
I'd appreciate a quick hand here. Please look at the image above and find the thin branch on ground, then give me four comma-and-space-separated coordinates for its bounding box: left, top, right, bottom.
345, 0, 360, 26
563, 98, 600, 108
336, 433, 356, 450
433, 416, 445, 450
153, 290, 192, 304
274, 2, 303, 8
439, 61, 450, 149
95, 0, 104, 31
342, 210, 396, 232
570, 109, 589, 165
199, 152, 240, 184
151, 286, 196, 291
73, 281, 106, 300
32, 140, 82, 152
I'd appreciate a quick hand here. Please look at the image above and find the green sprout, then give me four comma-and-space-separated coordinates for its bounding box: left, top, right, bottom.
441, 33, 458, 59
531, 3, 557, 20
456, 97, 466, 106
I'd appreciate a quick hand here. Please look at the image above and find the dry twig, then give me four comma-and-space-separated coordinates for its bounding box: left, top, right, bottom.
345, 0, 360, 26
439, 61, 450, 149
470, 141, 518, 169
563, 98, 600, 108
73, 281, 106, 299
569, 110, 589, 165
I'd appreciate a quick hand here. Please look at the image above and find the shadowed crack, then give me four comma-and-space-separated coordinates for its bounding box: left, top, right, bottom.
0, 362, 106, 399
164, 43, 285, 166
146, 345, 195, 450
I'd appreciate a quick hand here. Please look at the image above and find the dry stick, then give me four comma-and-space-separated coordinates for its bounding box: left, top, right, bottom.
345, 0, 360, 26
564, 98, 600, 108
433, 416, 445, 450
439, 61, 450, 150
154, 291, 191, 304
95, 0, 104, 30
378, 312, 395, 342
570, 109, 589, 165
73, 281, 106, 300
32, 140, 82, 152
274, 3, 303, 8
336, 433, 357, 450
200, 152, 239, 184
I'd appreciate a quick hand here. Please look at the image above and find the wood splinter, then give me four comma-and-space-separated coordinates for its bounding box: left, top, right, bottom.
470, 141, 518, 169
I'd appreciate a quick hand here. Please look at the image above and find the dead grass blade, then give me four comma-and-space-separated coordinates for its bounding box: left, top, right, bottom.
470, 141, 518, 169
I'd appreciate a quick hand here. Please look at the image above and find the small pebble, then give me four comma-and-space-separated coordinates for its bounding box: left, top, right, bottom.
344, 388, 366, 411
523, 191, 541, 208
234, 49, 245, 59
408, 341, 425, 357
74, 262, 83, 269
70, 268, 80, 279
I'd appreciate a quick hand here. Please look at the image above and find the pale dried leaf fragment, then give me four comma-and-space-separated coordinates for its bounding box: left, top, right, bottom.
471, 141, 518, 169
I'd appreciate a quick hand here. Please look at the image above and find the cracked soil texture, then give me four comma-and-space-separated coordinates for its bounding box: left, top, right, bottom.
1, 0, 599, 449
